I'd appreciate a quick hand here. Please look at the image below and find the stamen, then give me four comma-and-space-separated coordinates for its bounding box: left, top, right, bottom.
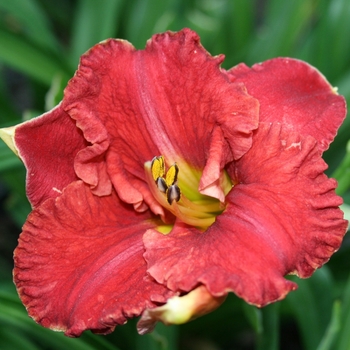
171, 202, 216, 228
180, 195, 225, 213
151, 156, 181, 205
146, 155, 227, 230
167, 184, 181, 204
165, 164, 179, 187
156, 177, 168, 193
151, 156, 165, 181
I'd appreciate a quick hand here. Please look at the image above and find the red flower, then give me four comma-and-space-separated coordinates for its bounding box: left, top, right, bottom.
0, 29, 347, 337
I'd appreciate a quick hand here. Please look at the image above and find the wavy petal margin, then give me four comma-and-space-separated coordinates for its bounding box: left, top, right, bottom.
14, 181, 173, 337
228, 58, 347, 152
62, 28, 259, 207
4, 105, 87, 208
143, 123, 348, 307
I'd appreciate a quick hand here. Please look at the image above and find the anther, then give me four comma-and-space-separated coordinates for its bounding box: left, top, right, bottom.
166, 184, 181, 204
156, 177, 168, 193
151, 156, 181, 204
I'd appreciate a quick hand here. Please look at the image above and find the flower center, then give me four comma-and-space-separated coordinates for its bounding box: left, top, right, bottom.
145, 155, 232, 230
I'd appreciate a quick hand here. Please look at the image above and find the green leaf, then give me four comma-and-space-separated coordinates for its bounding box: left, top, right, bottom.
286, 267, 334, 350
0, 0, 60, 53
2, 190, 31, 226
69, 0, 124, 68
303, 0, 350, 82
242, 302, 263, 334
125, 0, 177, 49
333, 272, 350, 350
336, 69, 350, 101
45, 73, 69, 110
218, 0, 255, 66
0, 166, 31, 226
340, 203, 350, 223
0, 73, 18, 122
256, 303, 280, 350
0, 293, 90, 350
0, 29, 70, 85
0, 288, 121, 350
0, 140, 22, 172
242, 300, 279, 350
246, 0, 315, 63
323, 71, 349, 171
332, 140, 350, 195
136, 323, 178, 350
0, 326, 39, 350
316, 301, 341, 350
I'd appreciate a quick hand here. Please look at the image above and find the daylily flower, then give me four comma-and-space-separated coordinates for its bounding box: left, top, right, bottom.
0, 28, 348, 337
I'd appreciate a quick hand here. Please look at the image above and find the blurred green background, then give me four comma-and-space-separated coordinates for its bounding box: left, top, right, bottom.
0, 0, 349, 349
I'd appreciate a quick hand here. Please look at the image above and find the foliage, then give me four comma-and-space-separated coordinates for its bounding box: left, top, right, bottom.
0, 0, 349, 349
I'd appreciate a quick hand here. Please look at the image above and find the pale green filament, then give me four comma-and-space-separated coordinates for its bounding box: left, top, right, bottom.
145, 157, 231, 230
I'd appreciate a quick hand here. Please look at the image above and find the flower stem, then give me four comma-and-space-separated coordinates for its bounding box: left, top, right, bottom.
256, 303, 280, 350
332, 140, 350, 196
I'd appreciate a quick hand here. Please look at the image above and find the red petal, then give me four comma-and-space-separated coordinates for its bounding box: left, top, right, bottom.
62, 29, 259, 207
143, 123, 347, 307
228, 58, 347, 151
14, 181, 173, 336
14, 105, 87, 207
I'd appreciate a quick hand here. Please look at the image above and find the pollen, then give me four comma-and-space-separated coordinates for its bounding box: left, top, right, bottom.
145, 155, 227, 230
151, 156, 181, 204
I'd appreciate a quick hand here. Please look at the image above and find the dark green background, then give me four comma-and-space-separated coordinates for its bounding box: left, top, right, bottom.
0, 1, 349, 349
